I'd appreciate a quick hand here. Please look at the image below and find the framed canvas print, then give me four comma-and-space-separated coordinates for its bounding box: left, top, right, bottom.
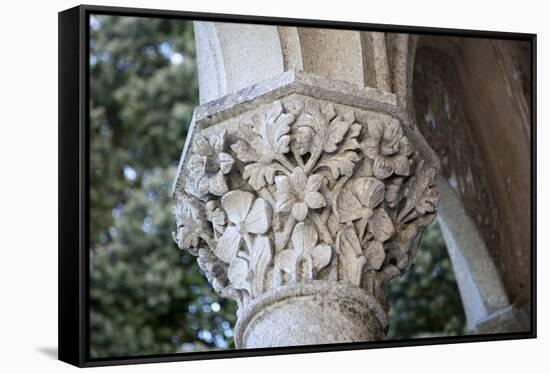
58, 4, 536, 367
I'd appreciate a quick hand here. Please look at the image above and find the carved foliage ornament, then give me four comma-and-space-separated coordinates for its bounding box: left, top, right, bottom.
173, 97, 439, 312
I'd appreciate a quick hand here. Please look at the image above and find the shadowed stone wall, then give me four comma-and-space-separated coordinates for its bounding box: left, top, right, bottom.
413, 37, 531, 309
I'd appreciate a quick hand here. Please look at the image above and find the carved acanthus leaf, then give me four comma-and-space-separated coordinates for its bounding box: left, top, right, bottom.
277, 222, 332, 282
336, 225, 367, 286
317, 151, 360, 180
398, 160, 438, 222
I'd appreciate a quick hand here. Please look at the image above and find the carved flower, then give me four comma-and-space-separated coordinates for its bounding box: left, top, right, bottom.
336, 177, 395, 242
185, 130, 235, 198
277, 222, 332, 281
362, 117, 412, 179
213, 190, 272, 263
275, 167, 326, 222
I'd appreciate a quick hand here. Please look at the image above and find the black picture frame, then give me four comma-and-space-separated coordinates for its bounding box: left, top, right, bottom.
58, 4, 537, 367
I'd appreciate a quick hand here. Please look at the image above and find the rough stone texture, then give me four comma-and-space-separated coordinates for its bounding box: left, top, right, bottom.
361, 32, 391, 92
297, 28, 364, 85
413, 38, 531, 308
172, 72, 439, 347
278, 26, 304, 72
194, 21, 284, 104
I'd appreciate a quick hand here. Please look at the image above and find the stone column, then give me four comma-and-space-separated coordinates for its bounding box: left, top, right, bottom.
172, 26, 440, 348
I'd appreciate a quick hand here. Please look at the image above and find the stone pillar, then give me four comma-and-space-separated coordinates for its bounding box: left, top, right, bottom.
172, 25, 440, 348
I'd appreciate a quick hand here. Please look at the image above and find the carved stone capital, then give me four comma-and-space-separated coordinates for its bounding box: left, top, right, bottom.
172, 71, 439, 348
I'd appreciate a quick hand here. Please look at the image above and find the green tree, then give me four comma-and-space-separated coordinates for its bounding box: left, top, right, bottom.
89, 15, 236, 358
89, 168, 236, 357
89, 14, 197, 246
386, 221, 466, 339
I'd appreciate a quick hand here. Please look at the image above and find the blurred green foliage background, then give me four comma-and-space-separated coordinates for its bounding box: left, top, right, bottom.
89, 15, 465, 359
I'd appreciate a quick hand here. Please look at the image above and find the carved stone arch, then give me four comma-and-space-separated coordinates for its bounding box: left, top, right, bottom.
411, 36, 531, 332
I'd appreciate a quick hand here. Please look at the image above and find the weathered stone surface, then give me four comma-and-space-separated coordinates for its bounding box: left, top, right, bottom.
413, 38, 531, 309
235, 282, 387, 348
193, 22, 284, 104
172, 71, 439, 347
297, 28, 364, 85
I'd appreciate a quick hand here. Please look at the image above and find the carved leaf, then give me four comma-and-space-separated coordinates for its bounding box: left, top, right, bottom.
399, 136, 414, 156
266, 101, 293, 153
324, 110, 355, 153
214, 226, 241, 263
293, 100, 327, 156
277, 249, 299, 280
291, 202, 308, 222
209, 129, 226, 154
249, 236, 273, 296
173, 197, 209, 253
218, 152, 234, 174
362, 136, 380, 160
277, 222, 332, 281
373, 156, 395, 179
244, 198, 272, 235
292, 222, 317, 253
391, 155, 410, 176
416, 187, 439, 214
305, 173, 323, 192
231, 140, 258, 163
305, 192, 326, 209
274, 175, 293, 213
185, 154, 209, 197
318, 151, 360, 179
322, 103, 337, 122
193, 134, 214, 157
365, 240, 385, 270
291, 222, 332, 279
221, 190, 254, 225
243, 163, 276, 190
353, 177, 385, 208
208, 171, 229, 196
336, 185, 371, 223
228, 257, 251, 294
290, 167, 307, 190
335, 177, 384, 225
250, 101, 293, 162
369, 208, 395, 242
398, 162, 438, 221
173, 223, 200, 251
311, 244, 332, 273
339, 123, 362, 152
381, 118, 402, 155
206, 200, 226, 234
337, 226, 367, 286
